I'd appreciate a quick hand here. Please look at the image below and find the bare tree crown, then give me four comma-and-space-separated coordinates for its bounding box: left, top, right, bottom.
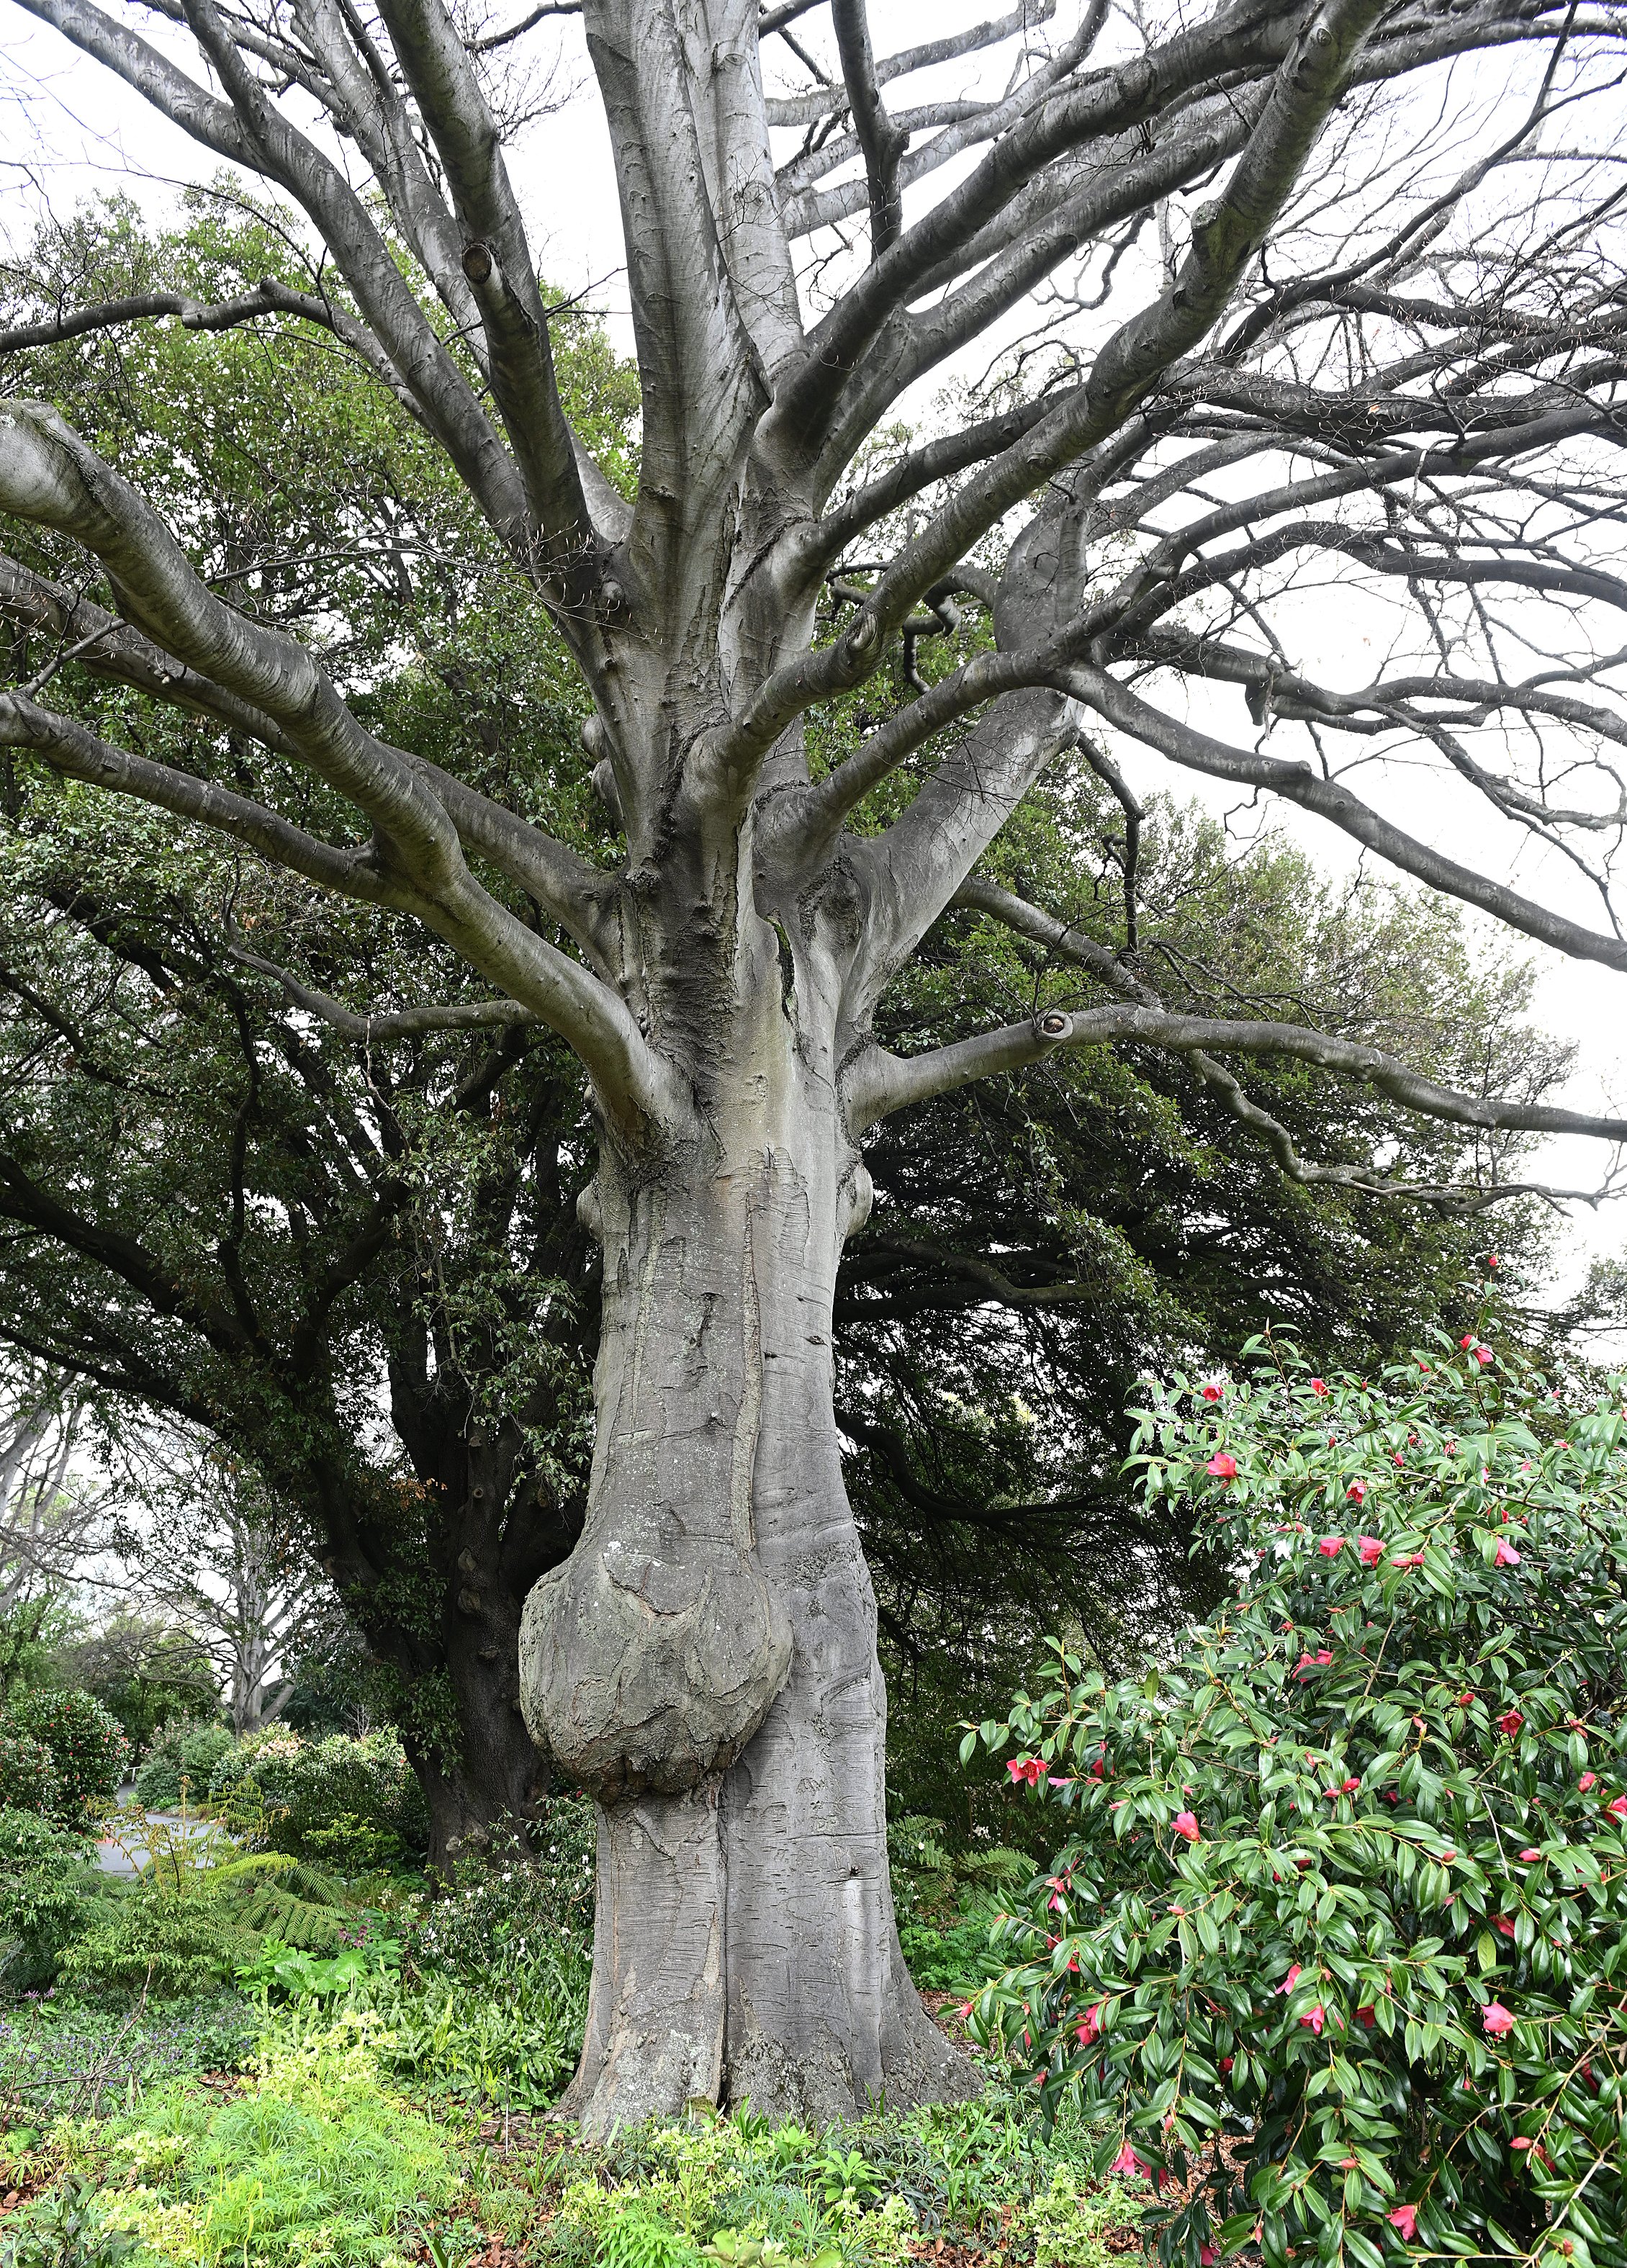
0, 0, 1624, 1192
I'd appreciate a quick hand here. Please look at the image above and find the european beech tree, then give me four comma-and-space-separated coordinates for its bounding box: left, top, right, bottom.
1, 0, 1625, 2128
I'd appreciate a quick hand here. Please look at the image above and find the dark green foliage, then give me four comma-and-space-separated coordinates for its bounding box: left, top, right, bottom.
888, 1815, 1029, 1992
210, 1731, 428, 1868
0, 1809, 96, 1989
132, 1719, 233, 1812
0, 1692, 128, 1826
0, 1735, 58, 1819
967, 1341, 1627, 2267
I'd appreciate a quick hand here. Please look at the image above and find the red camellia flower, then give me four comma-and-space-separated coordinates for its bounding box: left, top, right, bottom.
1358, 1535, 1384, 1565
1356, 2006, 1376, 2028
1492, 1915, 1516, 1938
1300, 2005, 1325, 2035
1206, 1452, 1238, 1480
1494, 1538, 1521, 1567
1075, 2002, 1104, 2046
1387, 2205, 1418, 2241
1219, 2055, 1233, 2073
1318, 1536, 1345, 1557
1460, 1334, 1474, 1349
1007, 1756, 1047, 1787
1482, 2002, 1515, 2035
1390, 1551, 1425, 1568
1109, 2143, 1148, 2179
1607, 1794, 1627, 1819
1310, 1377, 1328, 1397
1474, 1345, 1493, 1367
1579, 1771, 1597, 1793
1497, 1709, 1523, 1737
1276, 1964, 1302, 1995
1172, 1810, 1200, 1842
1202, 1382, 1222, 1402
1347, 1480, 1366, 1506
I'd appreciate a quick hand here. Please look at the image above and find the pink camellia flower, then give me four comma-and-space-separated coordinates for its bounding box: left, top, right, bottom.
1607, 1794, 1627, 1819
1494, 1538, 1521, 1567
1007, 1756, 1047, 1787
1318, 1536, 1345, 1557
1482, 2002, 1515, 2036
1200, 2247, 1219, 2267
1358, 1535, 1384, 1566
1391, 1551, 1425, 1569
1299, 2005, 1325, 2035
1388, 2205, 1418, 2241
1076, 2002, 1104, 2047
1460, 1334, 1474, 1350
1207, 1452, 1238, 1480
1498, 1710, 1523, 1737
1310, 1377, 1328, 1398
1276, 1964, 1302, 1995
1579, 1772, 1597, 1793
1510, 2138, 1533, 2152
1172, 1811, 1200, 1842
1475, 1346, 1493, 1367
1109, 2143, 1149, 2179
1202, 1382, 1223, 1402
1519, 1848, 1541, 1862
1346, 1479, 1367, 1504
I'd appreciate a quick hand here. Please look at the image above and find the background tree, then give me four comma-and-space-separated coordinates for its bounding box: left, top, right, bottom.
0, 0, 1623, 2127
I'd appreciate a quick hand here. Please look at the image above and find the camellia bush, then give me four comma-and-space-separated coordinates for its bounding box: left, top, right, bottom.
0, 1729, 58, 1817
963, 1332, 1627, 2268
0, 1688, 130, 1824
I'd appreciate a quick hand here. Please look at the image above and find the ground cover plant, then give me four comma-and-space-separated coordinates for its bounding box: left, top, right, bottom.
0, 2012, 1142, 2268
965, 1334, 1627, 2268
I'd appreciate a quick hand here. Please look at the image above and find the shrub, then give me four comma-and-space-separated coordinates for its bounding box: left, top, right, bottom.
58, 1886, 253, 2000
0, 1808, 96, 1989
132, 1719, 233, 1812
0, 1690, 129, 1825
0, 1730, 58, 1817
211, 1728, 428, 1866
965, 1335, 1627, 2268
402, 1803, 595, 1979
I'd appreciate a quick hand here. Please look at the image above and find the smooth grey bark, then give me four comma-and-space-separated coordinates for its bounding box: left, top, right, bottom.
4, 0, 1627, 2136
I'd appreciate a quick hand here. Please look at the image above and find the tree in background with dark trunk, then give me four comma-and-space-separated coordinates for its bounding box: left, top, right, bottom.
1, 0, 1625, 2128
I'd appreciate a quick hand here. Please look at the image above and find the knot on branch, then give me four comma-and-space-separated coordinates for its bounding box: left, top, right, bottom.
1035, 1009, 1073, 1044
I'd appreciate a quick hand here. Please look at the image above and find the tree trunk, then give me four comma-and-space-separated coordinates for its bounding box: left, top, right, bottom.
521, 966, 973, 2130
409, 1672, 547, 1879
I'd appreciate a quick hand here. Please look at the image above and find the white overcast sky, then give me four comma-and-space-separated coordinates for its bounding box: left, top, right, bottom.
2, 0, 1624, 1318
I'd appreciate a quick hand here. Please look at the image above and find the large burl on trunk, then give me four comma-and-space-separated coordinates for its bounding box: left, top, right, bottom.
520, 860, 974, 2131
